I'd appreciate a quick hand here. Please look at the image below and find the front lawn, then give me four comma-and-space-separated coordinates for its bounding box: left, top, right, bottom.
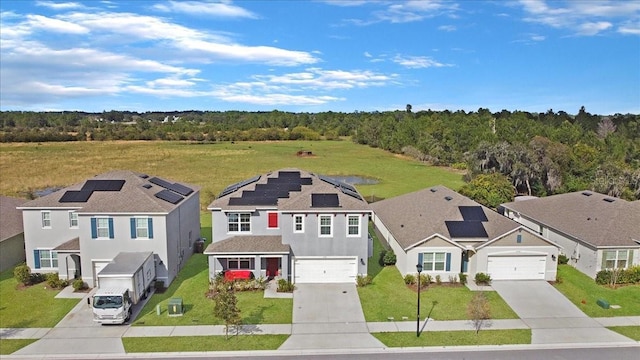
0, 268, 80, 328
358, 266, 517, 321
123, 335, 289, 352
554, 265, 640, 317
373, 329, 531, 347
607, 326, 640, 341
0, 339, 37, 355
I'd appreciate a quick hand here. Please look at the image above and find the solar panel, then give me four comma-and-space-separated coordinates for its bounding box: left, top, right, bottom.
340, 187, 363, 201
168, 183, 193, 196
319, 175, 340, 187
59, 190, 93, 203
445, 221, 488, 238
154, 189, 184, 204
300, 177, 313, 185
236, 175, 261, 188
339, 183, 357, 193
312, 193, 340, 208
149, 177, 173, 189
278, 171, 301, 178
218, 187, 238, 198
459, 206, 488, 222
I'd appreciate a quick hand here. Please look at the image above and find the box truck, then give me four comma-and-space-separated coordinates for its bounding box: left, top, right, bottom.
92, 252, 156, 324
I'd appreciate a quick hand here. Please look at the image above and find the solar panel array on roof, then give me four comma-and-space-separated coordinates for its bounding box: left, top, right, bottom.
445, 221, 488, 238
218, 175, 261, 198
312, 193, 340, 208
225, 171, 313, 206
459, 206, 488, 222
318, 174, 363, 200
149, 177, 194, 196
59, 180, 125, 203
154, 189, 184, 204
341, 188, 362, 201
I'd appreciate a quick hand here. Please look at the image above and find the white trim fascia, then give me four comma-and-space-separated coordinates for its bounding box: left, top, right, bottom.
405, 233, 465, 251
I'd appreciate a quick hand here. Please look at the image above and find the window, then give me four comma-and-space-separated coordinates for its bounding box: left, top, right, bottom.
69, 211, 78, 228
602, 250, 632, 270
91, 217, 113, 239
319, 215, 332, 237
131, 217, 153, 239
294, 214, 304, 233
422, 252, 451, 272
347, 215, 360, 236
227, 258, 252, 269
228, 213, 251, 233
41, 211, 51, 228
34, 249, 58, 269
268, 212, 278, 229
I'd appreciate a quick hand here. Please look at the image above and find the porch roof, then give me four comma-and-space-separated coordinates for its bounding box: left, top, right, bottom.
203, 235, 290, 255
53, 237, 80, 252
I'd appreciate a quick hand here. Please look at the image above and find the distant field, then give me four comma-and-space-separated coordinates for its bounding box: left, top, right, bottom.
0, 140, 464, 203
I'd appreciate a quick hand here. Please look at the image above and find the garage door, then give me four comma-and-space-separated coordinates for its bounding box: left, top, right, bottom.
93, 261, 110, 287
294, 257, 357, 283
487, 256, 546, 280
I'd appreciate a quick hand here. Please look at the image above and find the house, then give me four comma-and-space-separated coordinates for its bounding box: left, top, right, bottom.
370, 186, 560, 281
0, 196, 27, 272
501, 190, 640, 279
18, 170, 200, 288
204, 169, 371, 283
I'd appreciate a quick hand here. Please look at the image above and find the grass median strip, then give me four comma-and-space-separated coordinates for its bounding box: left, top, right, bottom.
607, 326, 640, 341
122, 335, 289, 352
373, 329, 531, 347
0, 339, 38, 355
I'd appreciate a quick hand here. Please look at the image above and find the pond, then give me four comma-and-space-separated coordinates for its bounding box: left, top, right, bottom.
331, 176, 379, 185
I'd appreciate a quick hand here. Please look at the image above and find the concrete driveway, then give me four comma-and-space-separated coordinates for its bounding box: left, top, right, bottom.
492, 281, 634, 344
278, 283, 385, 350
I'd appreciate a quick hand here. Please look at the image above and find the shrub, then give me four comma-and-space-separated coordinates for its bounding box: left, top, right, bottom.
45, 273, 68, 289
403, 274, 416, 285
459, 273, 468, 285
383, 250, 397, 266
277, 279, 294, 293
448, 274, 458, 284
558, 254, 569, 265
435, 275, 442, 285
474, 272, 492, 285
378, 250, 387, 267
30, 272, 46, 284
596, 266, 640, 286
419, 273, 431, 287
356, 275, 372, 287
14, 263, 32, 285
72, 279, 87, 291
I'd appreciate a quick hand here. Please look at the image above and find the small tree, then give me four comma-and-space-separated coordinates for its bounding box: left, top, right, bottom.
467, 292, 491, 334
14, 263, 31, 285
213, 282, 242, 339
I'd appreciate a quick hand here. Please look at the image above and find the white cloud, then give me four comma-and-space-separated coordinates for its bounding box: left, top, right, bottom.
618, 21, 640, 35
438, 25, 456, 31
27, 15, 89, 34
576, 21, 612, 36
340, 0, 460, 25
35, 1, 84, 10
392, 55, 451, 68
152, 1, 258, 19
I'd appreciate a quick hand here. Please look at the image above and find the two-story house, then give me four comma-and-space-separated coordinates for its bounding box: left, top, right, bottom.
204, 169, 371, 283
0, 196, 27, 272
18, 170, 200, 288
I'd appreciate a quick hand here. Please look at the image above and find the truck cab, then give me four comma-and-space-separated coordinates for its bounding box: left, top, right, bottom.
92, 288, 132, 325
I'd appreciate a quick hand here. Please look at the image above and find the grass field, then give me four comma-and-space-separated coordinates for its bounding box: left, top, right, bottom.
373, 329, 531, 347
0, 140, 464, 202
0, 339, 37, 355
122, 335, 289, 352
607, 326, 640, 341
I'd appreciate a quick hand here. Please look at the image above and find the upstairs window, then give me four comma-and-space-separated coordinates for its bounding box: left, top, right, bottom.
41, 211, 51, 228
91, 217, 114, 239
347, 215, 360, 236
228, 213, 251, 233
131, 218, 154, 239
69, 211, 78, 228
294, 214, 304, 233
319, 215, 332, 237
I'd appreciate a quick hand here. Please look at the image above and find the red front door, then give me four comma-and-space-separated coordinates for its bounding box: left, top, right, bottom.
267, 258, 279, 278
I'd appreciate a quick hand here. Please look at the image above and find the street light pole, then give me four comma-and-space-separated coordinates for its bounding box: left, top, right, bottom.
416, 263, 423, 337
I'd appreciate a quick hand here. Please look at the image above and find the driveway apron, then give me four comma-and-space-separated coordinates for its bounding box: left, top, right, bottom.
278, 283, 385, 350
491, 280, 635, 344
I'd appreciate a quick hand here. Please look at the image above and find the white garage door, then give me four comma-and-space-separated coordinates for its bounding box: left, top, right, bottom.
93, 261, 110, 287
294, 257, 357, 283
487, 256, 546, 280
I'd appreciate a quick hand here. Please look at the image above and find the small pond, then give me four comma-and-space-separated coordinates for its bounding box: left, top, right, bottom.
331, 176, 379, 185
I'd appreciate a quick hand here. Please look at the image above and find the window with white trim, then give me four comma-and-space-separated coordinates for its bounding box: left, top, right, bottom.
318, 214, 332, 237
227, 258, 252, 269
96, 218, 110, 238
347, 215, 360, 236
41, 211, 51, 228
602, 250, 631, 270
423, 252, 447, 271
228, 213, 251, 233
69, 211, 78, 228
37, 250, 58, 268
294, 214, 304, 233
135, 218, 149, 238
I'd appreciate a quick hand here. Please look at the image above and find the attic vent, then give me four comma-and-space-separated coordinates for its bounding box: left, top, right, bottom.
444, 196, 453, 201
581, 192, 592, 196
603, 198, 615, 203
142, 184, 152, 189
139, 174, 149, 179
430, 188, 437, 193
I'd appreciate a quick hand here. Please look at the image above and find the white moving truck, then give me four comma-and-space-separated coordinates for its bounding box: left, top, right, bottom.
93, 252, 156, 324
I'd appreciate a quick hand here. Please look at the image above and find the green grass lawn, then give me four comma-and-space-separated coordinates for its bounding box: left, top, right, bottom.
554, 265, 640, 317
0, 269, 80, 328
373, 329, 531, 347
0, 140, 464, 202
123, 335, 289, 352
0, 339, 37, 355
607, 326, 640, 341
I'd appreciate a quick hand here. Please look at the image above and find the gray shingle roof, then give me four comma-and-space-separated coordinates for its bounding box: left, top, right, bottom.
501, 191, 640, 248
98, 252, 153, 276
18, 170, 199, 214
370, 185, 519, 250
0, 196, 27, 241
208, 168, 370, 212
203, 235, 290, 254
53, 237, 80, 252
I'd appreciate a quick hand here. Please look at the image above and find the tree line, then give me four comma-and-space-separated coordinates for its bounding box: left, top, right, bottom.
1, 107, 638, 201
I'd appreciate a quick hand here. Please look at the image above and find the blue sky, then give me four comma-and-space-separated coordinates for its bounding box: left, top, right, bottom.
1, 1, 639, 115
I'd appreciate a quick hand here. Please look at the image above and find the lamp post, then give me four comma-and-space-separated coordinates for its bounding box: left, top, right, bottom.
416, 263, 423, 337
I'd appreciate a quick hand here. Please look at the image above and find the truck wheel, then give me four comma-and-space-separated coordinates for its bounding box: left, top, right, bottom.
126, 308, 132, 322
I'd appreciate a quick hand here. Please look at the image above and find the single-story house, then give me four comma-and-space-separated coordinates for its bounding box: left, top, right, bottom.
0, 196, 27, 272
204, 169, 371, 283
371, 185, 560, 281
501, 190, 640, 279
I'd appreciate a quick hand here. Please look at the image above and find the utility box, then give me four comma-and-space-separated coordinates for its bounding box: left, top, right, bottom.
168, 298, 183, 316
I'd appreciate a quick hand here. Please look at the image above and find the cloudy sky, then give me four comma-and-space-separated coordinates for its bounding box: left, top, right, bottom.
1, 0, 639, 114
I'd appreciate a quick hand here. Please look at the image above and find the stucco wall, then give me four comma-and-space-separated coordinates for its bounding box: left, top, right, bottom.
0, 233, 26, 272
23, 209, 81, 273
